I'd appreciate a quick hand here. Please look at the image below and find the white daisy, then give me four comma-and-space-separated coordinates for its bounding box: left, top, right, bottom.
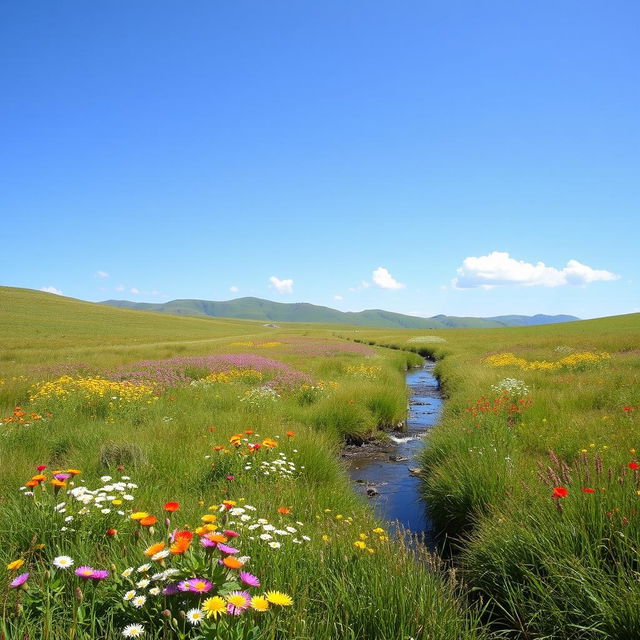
268, 541, 282, 549
123, 590, 136, 601
186, 608, 204, 625
136, 579, 150, 588
137, 563, 151, 573
121, 567, 134, 577
132, 595, 146, 608
148, 586, 161, 596
121, 623, 144, 637
151, 549, 170, 561
53, 555, 74, 569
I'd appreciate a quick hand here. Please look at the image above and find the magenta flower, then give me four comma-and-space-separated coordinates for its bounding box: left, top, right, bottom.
75, 566, 95, 578
90, 569, 110, 580
226, 475, 235, 481
239, 571, 260, 587
10, 573, 29, 588
224, 529, 239, 538
217, 544, 239, 555
178, 579, 192, 592
55, 473, 72, 481
200, 536, 217, 549
188, 578, 213, 594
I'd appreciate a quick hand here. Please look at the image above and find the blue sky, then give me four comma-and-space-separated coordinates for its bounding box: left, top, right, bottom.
1, 1, 638, 319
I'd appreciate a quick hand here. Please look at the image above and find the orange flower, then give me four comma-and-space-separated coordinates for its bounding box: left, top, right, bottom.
213, 445, 225, 452
286, 431, 296, 438
244, 429, 255, 435
222, 500, 236, 510
205, 532, 228, 544
223, 556, 244, 569
51, 479, 66, 488
140, 515, 158, 527
174, 530, 193, 542
278, 507, 291, 515
262, 438, 278, 448
144, 542, 166, 557
170, 539, 190, 554
67, 469, 81, 475
164, 502, 180, 513
25, 480, 39, 488
31, 474, 46, 482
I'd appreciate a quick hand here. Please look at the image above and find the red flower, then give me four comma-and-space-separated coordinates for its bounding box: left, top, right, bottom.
552, 487, 568, 499
164, 502, 180, 513
37, 465, 47, 471
582, 488, 595, 494
106, 528, 118, 537
629, 462, 639, 470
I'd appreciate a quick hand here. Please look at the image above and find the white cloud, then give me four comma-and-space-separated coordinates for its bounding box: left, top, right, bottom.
269, 276, 293, 294
372, 267, 406, 290
40, 286, 64, 295
96, 270, 109, 278
115, 284, 125, 292
230, 286, 239, 293
334, 295, 344, 301
453, 251, 619, 289
348, 281, 370, 292
130, 287, 140, 294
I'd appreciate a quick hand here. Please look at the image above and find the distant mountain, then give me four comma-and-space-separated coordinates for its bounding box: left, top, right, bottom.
100, 297, 579, 329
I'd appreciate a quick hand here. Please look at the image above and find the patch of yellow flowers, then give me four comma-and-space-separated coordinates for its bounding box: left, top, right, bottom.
484, 351, 611, 372
344, 364, 382, 379
228, 341, 282, 348
204, 369, 264, 384
29, 376, 156, 403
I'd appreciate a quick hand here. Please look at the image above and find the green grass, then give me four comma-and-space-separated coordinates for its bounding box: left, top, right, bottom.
0, 287, 486, 640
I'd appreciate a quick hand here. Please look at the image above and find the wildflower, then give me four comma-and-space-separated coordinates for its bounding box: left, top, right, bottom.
122, 623, 145, 637
629, 462, 639, 470
152, 549, 170, 561
124, 590, 137, 601
121, 567, 134, 577
372, 527, 384, 534
131, 512, 149, 521
268, 541, 282, 549
10, 572, 29, 588
137, 579, 150, 588
552, 487, 568, 499
265, 590, 293, 606
217, 543, 239, 554
582, 488, 595, 493
139, 515, 157, 527
202, 596, 227, 618
37, 465, 47, 471
278, 507, 291, 514
132, 595, 147, 608
149, 586, 160, 596
189, 578, 213, 594
251, 595, 269, 611
7, 559, 25, 570
144, 542, 165, 557
164, 502, 179, 513
354, 541, 367, 549
137, 563, 152, 573
223, 556, 244, 569
53, 556, 73, 569
75, 566, 95, 578
226, 591, 251, 615
106, 528, 118, 537
239, 571, 260, 587
186, 608, 204, 625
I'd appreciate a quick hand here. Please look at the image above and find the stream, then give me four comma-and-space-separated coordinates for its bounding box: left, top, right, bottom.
344, 361, 442, 544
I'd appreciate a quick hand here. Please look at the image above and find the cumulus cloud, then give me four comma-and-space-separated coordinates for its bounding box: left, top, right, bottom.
230, 285, 239, 293
453, 252, 619, 289
372, 267, 406, 290
269, 276, 294, 294
96, 270, 109, 278
40, 286, 64, 295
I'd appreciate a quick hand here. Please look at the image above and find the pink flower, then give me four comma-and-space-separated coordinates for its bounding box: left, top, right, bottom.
90, 569, 110, 579
239, 571, 260, 587
10, 572, 29, 588
217, 544, 239, 555
224, 529, 239, 538
75, 566, 95, 578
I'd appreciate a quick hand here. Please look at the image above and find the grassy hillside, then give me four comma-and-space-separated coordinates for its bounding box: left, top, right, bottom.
101, 295, 578, 329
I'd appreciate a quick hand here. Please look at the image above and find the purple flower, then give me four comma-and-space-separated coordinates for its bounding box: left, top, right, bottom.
239, 571, 260, 587
217, 544, 239, 555
55, 473, 72, 481
90, 569, 110, 580
200, 536, 217, 549
178, 579, 192, 592
10, 572, 29, 588
75, 566, 95, 578
163, 582, 180, 595
188, 578, 213, 593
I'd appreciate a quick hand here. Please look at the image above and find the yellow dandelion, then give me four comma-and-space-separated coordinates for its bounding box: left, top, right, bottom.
265, 591, 293, 606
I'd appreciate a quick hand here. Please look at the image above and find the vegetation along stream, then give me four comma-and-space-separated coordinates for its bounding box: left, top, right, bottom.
344, 359, 442, 544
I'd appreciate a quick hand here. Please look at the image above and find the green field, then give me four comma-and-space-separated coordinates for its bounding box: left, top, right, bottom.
2, 286, 639, 639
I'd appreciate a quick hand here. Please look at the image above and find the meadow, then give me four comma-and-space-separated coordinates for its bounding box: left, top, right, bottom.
3, 286, 639, 639
348, 313, 640, 638
0, 288, 482, 640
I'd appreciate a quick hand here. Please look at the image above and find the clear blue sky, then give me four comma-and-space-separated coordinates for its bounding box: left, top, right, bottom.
2, 1, 638, 319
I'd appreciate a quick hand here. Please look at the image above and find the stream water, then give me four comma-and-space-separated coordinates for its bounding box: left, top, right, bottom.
345, 361, 442, 543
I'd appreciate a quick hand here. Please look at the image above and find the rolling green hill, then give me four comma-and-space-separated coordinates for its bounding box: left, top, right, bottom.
101, 296, 579, 329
